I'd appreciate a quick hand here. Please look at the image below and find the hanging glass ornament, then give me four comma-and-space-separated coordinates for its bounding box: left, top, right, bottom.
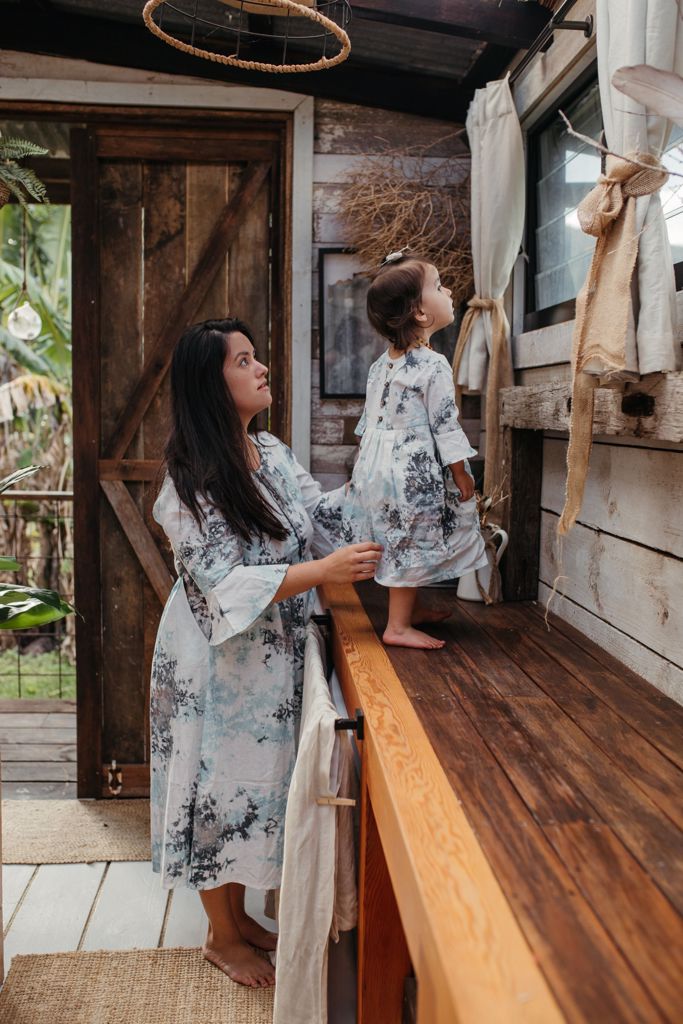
6, 207, 42, 342
8, 300, 41, 341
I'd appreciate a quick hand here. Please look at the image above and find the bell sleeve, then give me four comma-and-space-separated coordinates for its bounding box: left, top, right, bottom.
286, 454, 346, 558
154, 480, 288, 645
425, 355, 478, 466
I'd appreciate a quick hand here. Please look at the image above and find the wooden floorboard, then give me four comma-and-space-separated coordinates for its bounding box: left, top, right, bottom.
356, 582, 683, 1024
80, 861, 169, 951
0, 701, 78, 798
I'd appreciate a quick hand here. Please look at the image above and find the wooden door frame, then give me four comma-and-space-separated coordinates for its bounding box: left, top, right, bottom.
37, 103, 301, 797
0, 79, 314, 465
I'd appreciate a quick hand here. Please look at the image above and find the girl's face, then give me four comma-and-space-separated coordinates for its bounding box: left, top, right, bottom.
223, 331, 271, 424
417, 264, 454, 336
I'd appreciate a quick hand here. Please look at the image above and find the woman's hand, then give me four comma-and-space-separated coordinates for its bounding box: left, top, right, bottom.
451, 461, 475, 502
321, 542, 383, 584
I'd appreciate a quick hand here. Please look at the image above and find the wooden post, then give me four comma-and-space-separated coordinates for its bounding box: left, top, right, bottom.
71, 126, 103, 799
357, 760, 412, 1024
500, 426, 543, 602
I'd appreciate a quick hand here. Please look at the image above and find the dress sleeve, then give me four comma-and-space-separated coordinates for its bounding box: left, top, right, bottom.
425, 356, 478, 466
354, 406, 367, 438
154, 480, 288, 645
289, 456, 346, 558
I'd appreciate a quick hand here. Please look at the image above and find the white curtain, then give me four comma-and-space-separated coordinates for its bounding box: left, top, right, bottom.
454, 77, 524, 392
594, 0, 683, 376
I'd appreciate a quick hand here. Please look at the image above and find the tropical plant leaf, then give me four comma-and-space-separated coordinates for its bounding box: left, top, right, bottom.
0, 165, 49, 203
0, 465, 41, 493
612, 65, 683, 128
0, 557, 21, 571
0, 327, 56, 377
0, 587, 73, 629
0, 138, 49, 160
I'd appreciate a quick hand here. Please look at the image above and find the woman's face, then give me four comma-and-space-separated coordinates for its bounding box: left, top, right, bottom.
223, 331, 271, 423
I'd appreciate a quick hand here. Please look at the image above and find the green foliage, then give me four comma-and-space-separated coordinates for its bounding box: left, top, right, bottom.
0, 649, 75, 700
0, 465, 75, 630
0, 137, 49, 207
0, 204, 72, 382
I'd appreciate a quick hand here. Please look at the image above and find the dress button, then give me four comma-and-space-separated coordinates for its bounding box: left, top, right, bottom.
377, 416, 383, 423
388, 362, 393, 369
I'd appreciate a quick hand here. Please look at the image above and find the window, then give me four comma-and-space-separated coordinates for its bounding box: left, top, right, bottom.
526, 76, 602, 328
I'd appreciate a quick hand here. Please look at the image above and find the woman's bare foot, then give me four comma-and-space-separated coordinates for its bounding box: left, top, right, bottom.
412, 606, 452, 627
383, 625, 445, 649
236, 915, 278, 952
203, 937, 275, 988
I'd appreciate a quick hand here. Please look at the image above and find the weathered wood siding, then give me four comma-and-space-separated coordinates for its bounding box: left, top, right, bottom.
310, 100, 471, 487
511, 0, 683, 703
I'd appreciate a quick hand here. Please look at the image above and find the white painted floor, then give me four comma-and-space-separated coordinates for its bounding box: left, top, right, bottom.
1, 861, 356, 1022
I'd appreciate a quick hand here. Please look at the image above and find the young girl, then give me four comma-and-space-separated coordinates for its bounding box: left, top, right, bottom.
342, 253, 488, 650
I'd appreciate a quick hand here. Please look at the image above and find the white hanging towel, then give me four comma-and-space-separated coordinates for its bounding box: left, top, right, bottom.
273, 622, 358, 1024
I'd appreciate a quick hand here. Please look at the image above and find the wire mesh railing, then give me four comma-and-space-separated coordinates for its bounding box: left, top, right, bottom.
0, 490, 75, 701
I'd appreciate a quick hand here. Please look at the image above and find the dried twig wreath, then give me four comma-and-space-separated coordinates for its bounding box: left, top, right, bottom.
338, 136, 473, 304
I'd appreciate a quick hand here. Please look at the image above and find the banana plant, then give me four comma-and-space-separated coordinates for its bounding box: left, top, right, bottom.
0, 465, 75, 629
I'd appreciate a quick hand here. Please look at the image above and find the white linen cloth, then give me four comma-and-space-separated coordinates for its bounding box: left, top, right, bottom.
593, 0, 683, 377
454, 76, 525, 394
273, 623, 357, 1024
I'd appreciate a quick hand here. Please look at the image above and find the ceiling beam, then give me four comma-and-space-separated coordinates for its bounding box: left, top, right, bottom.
0, 4, 483, 122
351, 0, 550, 50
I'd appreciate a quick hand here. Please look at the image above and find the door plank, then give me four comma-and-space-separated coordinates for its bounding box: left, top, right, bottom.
100, 480, 174, 605
80, 861, 169, 950
105, 160, 271, 461
3, 862, 106, 975
0, 727, 75, 745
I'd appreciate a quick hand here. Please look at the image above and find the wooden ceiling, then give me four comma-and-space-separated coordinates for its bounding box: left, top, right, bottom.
1, 0, 553, 120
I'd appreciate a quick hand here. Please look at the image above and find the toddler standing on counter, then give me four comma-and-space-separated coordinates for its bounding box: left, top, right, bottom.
342, 251, 488, 649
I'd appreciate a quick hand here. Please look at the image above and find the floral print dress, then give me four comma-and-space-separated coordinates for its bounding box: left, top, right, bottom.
150, 433, 345, 892
342, 345, 488, 587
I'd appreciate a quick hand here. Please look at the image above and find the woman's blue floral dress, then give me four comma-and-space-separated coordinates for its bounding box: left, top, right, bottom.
342, 345, 488, 587
150, 433, 344, 892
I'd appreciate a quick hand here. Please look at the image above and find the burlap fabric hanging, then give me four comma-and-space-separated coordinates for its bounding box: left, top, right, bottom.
558, 152, 667, 534
452, 296, 512, 497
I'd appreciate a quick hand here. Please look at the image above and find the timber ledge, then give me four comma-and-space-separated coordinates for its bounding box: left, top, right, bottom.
320, 581, 683, 1024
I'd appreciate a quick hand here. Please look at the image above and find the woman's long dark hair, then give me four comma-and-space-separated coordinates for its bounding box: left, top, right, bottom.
164, 318, 288, 542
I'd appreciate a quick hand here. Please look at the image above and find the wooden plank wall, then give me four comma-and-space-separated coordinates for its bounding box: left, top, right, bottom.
310, 100, 472, 487
511, 0, 683, 704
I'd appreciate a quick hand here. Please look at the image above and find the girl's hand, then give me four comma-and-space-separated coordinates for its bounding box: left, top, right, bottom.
321, 542, 383, 584
451, 462, 475, 502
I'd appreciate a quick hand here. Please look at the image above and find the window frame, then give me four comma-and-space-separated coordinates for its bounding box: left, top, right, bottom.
524, 61, 600, 333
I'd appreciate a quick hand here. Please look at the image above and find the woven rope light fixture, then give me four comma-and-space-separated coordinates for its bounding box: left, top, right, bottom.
142, 0, 351, 73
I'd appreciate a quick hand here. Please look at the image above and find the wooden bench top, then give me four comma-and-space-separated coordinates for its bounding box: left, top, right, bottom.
322, 581, 683, 1024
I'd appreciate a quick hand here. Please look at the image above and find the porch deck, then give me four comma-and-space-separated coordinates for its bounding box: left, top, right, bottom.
0, 700, 77, 799
325, 582, 683, 1023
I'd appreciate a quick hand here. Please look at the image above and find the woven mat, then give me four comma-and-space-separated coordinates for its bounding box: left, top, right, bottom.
0, 948, 274, 1024
2, 798, 151, 863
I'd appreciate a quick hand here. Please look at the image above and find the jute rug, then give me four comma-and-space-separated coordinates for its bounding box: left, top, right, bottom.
0, 948, 274, 1023
2, 798, 151, 863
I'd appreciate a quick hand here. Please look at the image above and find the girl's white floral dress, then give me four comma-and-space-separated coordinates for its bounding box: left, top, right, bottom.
342, 345, 488, 587
150, 433, 344, 892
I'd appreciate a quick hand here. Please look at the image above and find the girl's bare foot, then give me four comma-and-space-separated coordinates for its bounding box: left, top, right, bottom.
236, 915, 278, 952
383, 625, 445, 649
412, 606, 452, 626
203, 937, 275, 988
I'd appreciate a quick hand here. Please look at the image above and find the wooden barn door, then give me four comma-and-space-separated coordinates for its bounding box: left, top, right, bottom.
71, 119, 289, 797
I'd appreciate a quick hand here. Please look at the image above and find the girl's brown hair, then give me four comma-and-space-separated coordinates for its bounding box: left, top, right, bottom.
366, 257, 432, 352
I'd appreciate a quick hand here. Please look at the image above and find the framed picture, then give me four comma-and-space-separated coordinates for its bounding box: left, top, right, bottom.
318, 247, 384, 399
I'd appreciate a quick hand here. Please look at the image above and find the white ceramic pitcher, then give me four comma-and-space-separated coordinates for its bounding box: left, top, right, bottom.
456, 525, 508, 602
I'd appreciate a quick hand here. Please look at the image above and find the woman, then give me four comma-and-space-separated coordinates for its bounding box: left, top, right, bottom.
150, 318, 381, 989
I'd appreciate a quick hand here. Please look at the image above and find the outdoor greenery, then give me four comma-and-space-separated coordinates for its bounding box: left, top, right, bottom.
0, 649, 75, 700
0, 201, 74, 697
0, 136, 49, 207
